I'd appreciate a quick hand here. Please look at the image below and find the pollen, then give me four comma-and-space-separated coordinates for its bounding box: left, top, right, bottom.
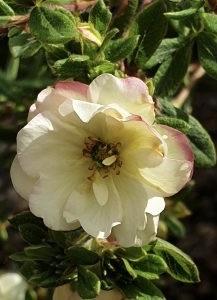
83, 137, 122, 179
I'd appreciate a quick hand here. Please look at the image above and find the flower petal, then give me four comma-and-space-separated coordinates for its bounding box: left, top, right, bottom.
120, 119, 164, 170
18, 112, 85, 178
155, 124, 194, 161
140, 125, 194, 196
10, 156, 36, 200
135, 214, 159, 246
29, 171, 83, 231
145, 196, 165, 216
63, 177, 122, 239
88, 73, 155, 124
28, 81, 88, 122
93, 172, 109, 206
55, 80, 88, 100
112, 173, 148, 247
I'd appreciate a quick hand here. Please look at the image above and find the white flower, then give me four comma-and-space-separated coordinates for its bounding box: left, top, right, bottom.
0, 272, 27, 300
53, 285, 124, 300
11, 74, 194, 247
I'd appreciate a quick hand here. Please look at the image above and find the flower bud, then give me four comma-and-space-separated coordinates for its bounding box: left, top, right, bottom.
0, 272, 27, 300
53, 285, 125, 300
78, 23, 102, 46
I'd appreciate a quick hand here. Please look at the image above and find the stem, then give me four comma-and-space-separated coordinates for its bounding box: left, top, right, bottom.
171, 64, 206, 108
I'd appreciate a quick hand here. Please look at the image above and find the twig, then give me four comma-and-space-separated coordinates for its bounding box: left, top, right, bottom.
172, 65, 206, 108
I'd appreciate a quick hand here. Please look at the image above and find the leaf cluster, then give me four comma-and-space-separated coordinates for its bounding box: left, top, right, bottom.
10, 211, 200, 299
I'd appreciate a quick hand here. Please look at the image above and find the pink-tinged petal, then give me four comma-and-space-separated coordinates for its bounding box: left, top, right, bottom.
28, 82, 88, 122
155, 124, 194, 162
10, 156, 37, 200
88, 73, 155, 124
55, 81, 88, 101
140, 125, 194, 196
27, 87, 68, 122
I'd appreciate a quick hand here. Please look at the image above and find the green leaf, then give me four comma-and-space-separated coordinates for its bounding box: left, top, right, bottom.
105, 35, 139, 62
112, 0, 139, 34
24, 245, 58, 261
121, 258, 137, 279
9, 211, 45, 229
133, 254, 167, 277
20, 262, 36, 280
10, 251, 32, 262
157, 100, 216, 167
153, 238, 200, 283
197, 31, 217, 79
187, 115, 216, 167
65, 246, 99, 265
135, 0, 167, 68
19, 223, 48, 244
28, 271, 59, 287
77, 266, 101, 299
48, 227, 84, 248
144, 37, 181, 69
89, 60, 116, 80
201, 12, 217, 34
154, 42, 192, 98
0, 0, 14, 16
29, 6, 78, 44
164, 8, 198, 20
25, 289, 37, 300
156, 116, 191, 133
115, 246, 147, 262
136, 277, 166, 299
89, 0, 112, 35
165, 215, 186, 238
9, 30, 41, 58
120, 276, 166, 300
53, 54, 89, 80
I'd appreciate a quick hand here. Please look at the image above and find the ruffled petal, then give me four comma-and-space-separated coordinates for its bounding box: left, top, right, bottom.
135, 214, 159, 246
63, 177, 122, 239
29, 168, 84, 230
10, 156, 36, 200
55, 80, 88, 100
140, 125, 194, 196
112, 173, 148, 247
28, 81, 88, 122
88, 73, 155, 124
120, 119, 164, 171
17, 112, 85, 178
28, 87, 66, 121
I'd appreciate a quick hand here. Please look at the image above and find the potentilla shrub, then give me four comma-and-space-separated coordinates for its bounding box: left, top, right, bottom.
0, 0, 216, 299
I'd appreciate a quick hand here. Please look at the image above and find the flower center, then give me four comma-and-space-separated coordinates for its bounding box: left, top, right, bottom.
83, 137, 122, 179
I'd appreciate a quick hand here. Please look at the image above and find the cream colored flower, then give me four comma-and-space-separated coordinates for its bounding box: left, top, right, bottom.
53, 285, 124, 300
0, 272, 27, 300
11, 74, 194, 247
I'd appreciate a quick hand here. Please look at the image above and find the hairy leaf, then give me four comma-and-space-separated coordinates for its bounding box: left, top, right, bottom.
135, 0, 167, 68
29, 6, 78, 44
89, 0, 112, 35
197, 31, 217, 79
154, 42, 192, 98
